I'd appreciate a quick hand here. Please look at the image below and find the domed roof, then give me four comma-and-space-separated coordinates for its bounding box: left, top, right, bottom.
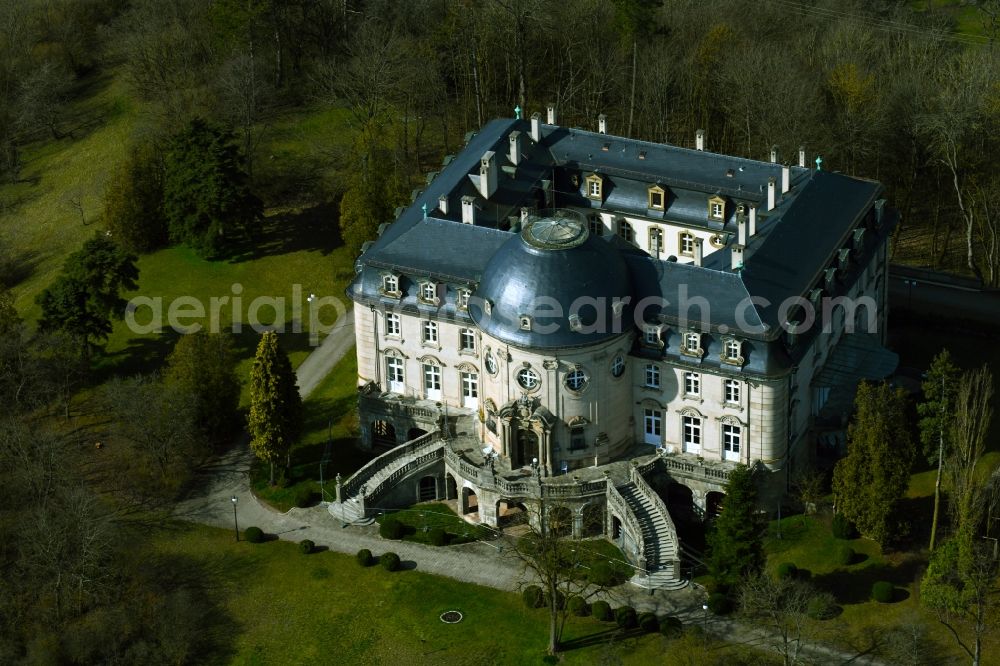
470, 210, 634, 349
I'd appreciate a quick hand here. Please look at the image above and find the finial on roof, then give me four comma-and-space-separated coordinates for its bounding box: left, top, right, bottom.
514, 105, 522, 120
815, 155, 823, 171
421, 203, 428, 219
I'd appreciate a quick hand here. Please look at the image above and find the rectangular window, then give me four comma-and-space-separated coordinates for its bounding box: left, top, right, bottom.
457, 289, 471, 309
589, 216, 604, 236
725, 339, 741, 361
685, 332, 700, 352
643, 409, 662, 445
386, 357, 404, 393
649, 228, 663, 253
679, 232, 695, 255
570, 426, 586, 450
460, 328, 476, 352
589, 179, 601, 197
723, 423, 741, 460
645, 364, 660, 388
644, 325, 660, 346
618, 221, 634, 244
711, 202, 723, 218
385, 313, 401, 337
461, 371, 478, 408
684, 372, 700, 397
423, 364, 441, 399
422, 320, 438, 344
682, 415, 701, 452
420, 282, 437, 302
382, 275, 399, 294
649, 189, 664, 209
724, 379, 741, 404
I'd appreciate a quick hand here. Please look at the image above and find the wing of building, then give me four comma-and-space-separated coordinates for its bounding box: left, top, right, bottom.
333, 113, 898, 589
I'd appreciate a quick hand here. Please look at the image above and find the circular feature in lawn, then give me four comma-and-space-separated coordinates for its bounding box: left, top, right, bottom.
439, 610, 463, 624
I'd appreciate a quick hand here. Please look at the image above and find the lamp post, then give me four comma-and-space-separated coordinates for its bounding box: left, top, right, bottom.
702, 603, 709, 631
231, 495, 239, 541
904, 279, 917, 310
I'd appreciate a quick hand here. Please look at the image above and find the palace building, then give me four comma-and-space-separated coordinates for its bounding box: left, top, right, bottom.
330, 111, 897, 588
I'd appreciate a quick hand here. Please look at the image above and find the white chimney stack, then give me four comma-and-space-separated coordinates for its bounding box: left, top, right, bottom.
509, 130, 522, 166
770, 145, 778, 163
546, 104, 556, 125
598, 114, 607, 134
781, 165, 790, 194
461, 195, 475, 225
530, 112, 541, 142
749, 204, 757, 237
731, 245, 745, 270
520, 207, 530, 224
798, 146, 806, 168
767, 177, 776, 211
479, 151, 497, 199
738, 215, 747, 246
696, 129, 706, 151
438, 194, 448, 216
693, 238, 703, 267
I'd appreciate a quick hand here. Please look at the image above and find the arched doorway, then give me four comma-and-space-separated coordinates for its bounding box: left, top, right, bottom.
516, 429, 539, 467
706, 491, 725, 519
407, 427, 428, 441
667, 483, 696, 523
445, 474, 458, 500
372, 420, 396, 447
497, 500, 527, 528
611, 515, 622, 540
462, 487, 479, 516
419, 476, 437, 502
582, 503, 604, 537
548, 506, 573, 537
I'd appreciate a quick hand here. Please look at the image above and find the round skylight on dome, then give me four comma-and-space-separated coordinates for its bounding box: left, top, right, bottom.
523, 210, 589, 249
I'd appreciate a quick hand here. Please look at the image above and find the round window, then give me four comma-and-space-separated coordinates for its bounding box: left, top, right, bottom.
485, 351, 498, 375
517, 367, 540, 390
611, 354, 625, 378
565, 368, 588, 391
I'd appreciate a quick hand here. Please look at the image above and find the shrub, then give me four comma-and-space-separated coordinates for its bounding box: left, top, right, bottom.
777, 562, 798, 580
834, 544, 854, 566
707, 593, 732, 615
299, 539, 314, 554
871, 581, 894, 603
380, 552, 401, 572
567, 596, 589, 617
292, 485, 313, 508
638, 612, 659, 633
807, 593, 838, 620
522, 585, 544, 609
588, 562, 618, 587
379, 518, 405, 540
591, 600, 612, 621
244, 526, 264, 543
615, 606, 637, 629
832, 513, 856, 540
356, 549, 373, 566
428, 528, 448, 546
660, 616, 683, 638
544, 590, 565, 610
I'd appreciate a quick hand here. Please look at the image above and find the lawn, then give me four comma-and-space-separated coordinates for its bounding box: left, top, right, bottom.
150, 522, 732, 665
375, 502, 496, 545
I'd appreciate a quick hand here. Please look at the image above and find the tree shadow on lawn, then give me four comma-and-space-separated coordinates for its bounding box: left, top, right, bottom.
94, 329, 182, 381
810, 555, 923, 605
893, 494, 937, 552
226, 201, 343, 263
558, 626, 648, 651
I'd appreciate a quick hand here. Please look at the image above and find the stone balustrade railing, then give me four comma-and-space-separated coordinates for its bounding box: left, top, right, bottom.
543, 479, 607, 499
367, 446, 445, 502
606, 481, 646, 572
359, 393, 438, 419
629, 463, 681, 571
341, 431, 439, 498
660, 453, 733, 482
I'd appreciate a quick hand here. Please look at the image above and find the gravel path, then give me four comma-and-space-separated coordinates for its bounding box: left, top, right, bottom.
295, 313, 355, 398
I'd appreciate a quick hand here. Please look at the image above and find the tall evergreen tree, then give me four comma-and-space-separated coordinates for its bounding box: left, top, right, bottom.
833, 381, 915, 546
103, 145, 167, 254
247, 331, 302, 485
36, 234, 139, 359
707, 463, 765, 592
163, 118, 262, 257
918, 348, 962, 550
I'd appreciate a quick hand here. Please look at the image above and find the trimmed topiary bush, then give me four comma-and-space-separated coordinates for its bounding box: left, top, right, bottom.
777, 562, 798, 580
638, 612, 659, 633
591, 600, 612, 621
834, 544, 854, 566
588, 562, 618, 587
244, 526, 264, 543
707, 592, 732, 615
872, 581, 894, 603
615, 606, 637, 629
428, 528, 448, 546
380, 552, 401, 571
832, 513, 856, 540
807, 593, 839, 620
299, 539, 314, 554
659, 616, 683, 638
379, 518, 405, 540
356, 548, 373, 566
544, 590, 565, 610
522, 585, 544, 609
567, 596, 589, 617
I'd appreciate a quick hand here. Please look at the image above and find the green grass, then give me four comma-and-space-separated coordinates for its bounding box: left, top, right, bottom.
151, 522, 702, 665
376, 502, 495, 545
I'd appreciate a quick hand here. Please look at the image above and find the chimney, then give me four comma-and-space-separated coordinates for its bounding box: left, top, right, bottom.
696, 129, 706, 151
598, 114, 607, 134
438, 194, 448, 216
509, 130, 522, 166
770, 145, 778, 163
781, 165, 790, 194
693, 238, 704, 267
767, 177, 776, 211
530, 112, 541, 142
731, 245, 745, 270
749, 204, 757, 237
798, 146, 806, 168
461, 195, 476, 225
546, 103, 556, 125
520, 207, 530, 224
737, 214, 747, 246
479, 151, 497, 199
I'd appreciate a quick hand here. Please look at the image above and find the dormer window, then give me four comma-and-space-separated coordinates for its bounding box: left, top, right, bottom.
484, 299, 493, 316
419, 281, 439, 305
519, 315, 532, 331
612, 300, 625, 318
381, 274, 400, 297
457, 289, 471, 310
644, 325, 661, 347
648, 185, 665, 210
722, 338, 744, 365
679, 232, 695, 256
568, 314, 582, 331
585, 173, 603, 200
708, 195, 726, 220
683, 331, 703, 356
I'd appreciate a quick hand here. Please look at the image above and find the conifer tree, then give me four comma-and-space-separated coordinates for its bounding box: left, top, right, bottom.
707, 463, 765, 592
918, 348, 962, 550
247, 331, 302, 485
832, 381, 915, 546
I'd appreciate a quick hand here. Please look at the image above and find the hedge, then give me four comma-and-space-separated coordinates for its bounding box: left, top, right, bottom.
428, 528, 448, 546
638, 612, 659, 633
834, 544, 854, 566
615, 606, 637, 629
567, 596, 589, 617
871, 581, 894, 603
379, 518, 405, 540
356, 549, 373, 566
244, 526, 264, 543
659, 616, 683, 638
591, 600, 612, 621
380, 552, 401, 572
522, 585, 544, 609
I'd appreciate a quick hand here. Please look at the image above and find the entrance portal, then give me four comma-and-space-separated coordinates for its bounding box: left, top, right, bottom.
516, 429, 539, 467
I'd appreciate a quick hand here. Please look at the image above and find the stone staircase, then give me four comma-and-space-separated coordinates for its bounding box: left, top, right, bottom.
616, 474, 687, 591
